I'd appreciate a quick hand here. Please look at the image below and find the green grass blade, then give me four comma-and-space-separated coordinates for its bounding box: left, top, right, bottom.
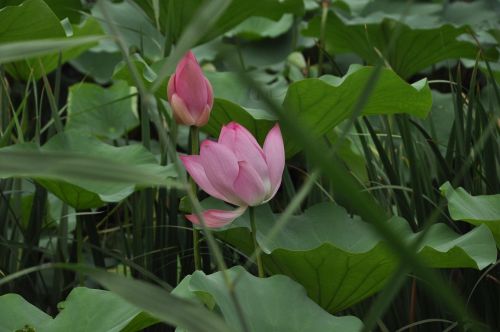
0, 149, 179, 188
0, 37, 103, 65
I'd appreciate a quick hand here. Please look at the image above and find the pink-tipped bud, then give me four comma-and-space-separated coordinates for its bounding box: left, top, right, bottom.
167, 51, 213, 127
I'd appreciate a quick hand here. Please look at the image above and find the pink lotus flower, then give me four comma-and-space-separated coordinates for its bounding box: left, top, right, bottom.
180, 122, 285, 228
167, 51, 213, 126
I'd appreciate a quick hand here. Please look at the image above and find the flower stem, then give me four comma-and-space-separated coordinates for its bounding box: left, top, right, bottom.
189, 126, 201, 271
249, 207, 265, 278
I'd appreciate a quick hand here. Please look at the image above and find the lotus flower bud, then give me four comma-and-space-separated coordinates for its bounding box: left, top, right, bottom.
167, 51, 213, 126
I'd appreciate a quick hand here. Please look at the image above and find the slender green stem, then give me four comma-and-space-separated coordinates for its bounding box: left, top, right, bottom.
192, 220, 201, 270
317, 0, 330, 76
236, 38, 246, 71
189, 126, 201, 270
38, 60, 63, 133
249, 207, 264, 278
76, 215, 83, 286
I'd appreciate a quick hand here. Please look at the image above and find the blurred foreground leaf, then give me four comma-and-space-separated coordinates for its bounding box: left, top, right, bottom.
0, 36, 102, 66
0, 131, 179, 209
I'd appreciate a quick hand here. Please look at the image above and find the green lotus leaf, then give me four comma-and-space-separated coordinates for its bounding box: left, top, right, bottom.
0, 131, 178, 209
209, 200, 497, 312
0, 293, 52, 332
282, 65, 432, 156
441, 181, 500, 247
66, 80, 139, 140
0, 287, 158, 332
174, 266, 364, 332
302, 11, 497, 79
134, 0, 304, 44
0, 0, 103, 80
201, 66, 431, 156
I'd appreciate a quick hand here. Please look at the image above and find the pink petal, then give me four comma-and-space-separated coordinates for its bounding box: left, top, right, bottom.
175, 54, 207, 115
199, 140, 243, 206
185, 206, 247, 228
183, 51, 197, 64
194, 104, 211, 127
218, 122, 270, 191
180, 155, 227, 202
233, 161, 267, 206
204, 76, 214, 109
263, 124, 285, 199
171, 94, 195, 126
167, 73, 176, 101
175, 51, 197, 76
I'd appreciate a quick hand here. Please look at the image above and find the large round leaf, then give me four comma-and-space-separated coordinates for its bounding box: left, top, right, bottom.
212, 201, 497, 313
66, 80, 139, 140
302, 11, 497, 79
282, 65, 432, 156
71, 50, 123, 84
226, 14, 294, 40
0, 0, 64, 43
39, 288, 144, 332
2, 0, 86, 23
134, 0, 304, 44
174, 266, 364, 332
39, 132, 176, 209
202, 65, 431, 155
0, 0, 102, 80
0, 131, 178, 209
205, 71, 287, 109
91, 1, 164, 60
73, 266, 232, 332
440, 181, 500, 247
0, 287, 159, 332
0, 293, 52, 332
